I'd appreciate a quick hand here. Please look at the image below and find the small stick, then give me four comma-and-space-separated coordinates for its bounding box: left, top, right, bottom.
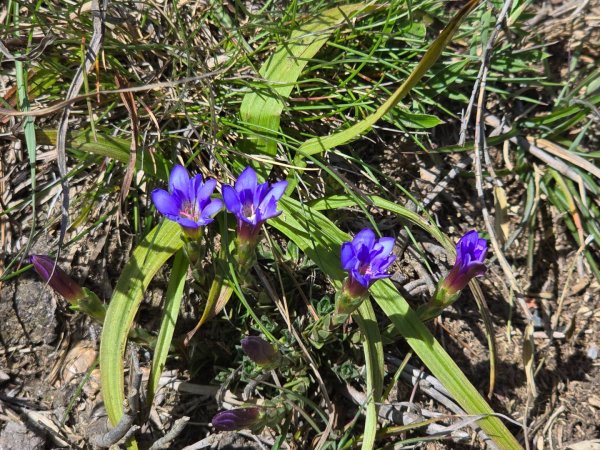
90, 350, 143, 448
149, 416, 190, 450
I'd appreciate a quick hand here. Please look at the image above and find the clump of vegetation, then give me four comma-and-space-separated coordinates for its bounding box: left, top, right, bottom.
1, 0, 598, 448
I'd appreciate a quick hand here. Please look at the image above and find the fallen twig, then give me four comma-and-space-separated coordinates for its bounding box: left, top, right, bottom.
149, 416, 190, 450
90, 350, 142, 448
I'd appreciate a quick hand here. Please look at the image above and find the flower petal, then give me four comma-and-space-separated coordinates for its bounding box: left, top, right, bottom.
257, 180, 287, 215
352, 271, 371, 289
175, 217, 202, 229
152, 189, 180, 216
375, 237, 395, 256
197, 177, 218, 202
235, 166, 258, 193
169, 165, 190, 193
257, 197, 280, 222
466, 261, 487, 278
222, 185, 241, 214
373, 254, 396, 273
353, 228, 376, 251
340, 242, 356, 270
266, 180, 287, 201
201, 198, 223, 220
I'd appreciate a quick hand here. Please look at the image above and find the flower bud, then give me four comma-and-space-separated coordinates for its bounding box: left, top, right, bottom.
212, 407, 263, 431
241, 336, 280, 368
30, 255, 85, 303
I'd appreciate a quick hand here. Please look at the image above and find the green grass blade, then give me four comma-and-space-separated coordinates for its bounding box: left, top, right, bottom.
15, 59, 37, 261
147, 249, 189, 409
354, 301, 384, 450
100, 221, 183, 426
271, 197, 521, 450
239, 3, 378, 156
295, 0, 480, 158
36, 129, 170, 180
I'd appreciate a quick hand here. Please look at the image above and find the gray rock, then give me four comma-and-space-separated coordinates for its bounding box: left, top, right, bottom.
0, 278, 57, 347
0, 421, 46, 450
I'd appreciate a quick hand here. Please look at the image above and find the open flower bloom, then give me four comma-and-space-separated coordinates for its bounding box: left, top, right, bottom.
30, 255, 85, 303
151, 164, 222, 238
340, 228, 396, 298
212, 407, 263, 431
222, 166, 287, 243
418, 230, 488, 322
440, 230, 488, 295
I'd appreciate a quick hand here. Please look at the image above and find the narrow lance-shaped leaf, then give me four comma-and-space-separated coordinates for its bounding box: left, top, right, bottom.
240, 3, 379, 156
100, 221, 183, 426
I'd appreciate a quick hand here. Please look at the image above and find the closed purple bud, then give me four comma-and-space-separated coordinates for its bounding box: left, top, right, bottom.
241, 336, 279, 367
29, 255, 85, 303
212, 407, 263, 431
441, 230, 488, 294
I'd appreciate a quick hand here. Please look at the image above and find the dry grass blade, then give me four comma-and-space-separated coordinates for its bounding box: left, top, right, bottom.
55, 0, 106, 253
115, 75, 139, 210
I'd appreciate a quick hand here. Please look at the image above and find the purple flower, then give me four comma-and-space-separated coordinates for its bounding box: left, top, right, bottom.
151, 165, 222, 238
30, 255, 85, 303
340, 228, 396, 297
212, 407, 263, 431
222, 167, 287, 242
441, 230, 488, 294
241, 336, 280, 367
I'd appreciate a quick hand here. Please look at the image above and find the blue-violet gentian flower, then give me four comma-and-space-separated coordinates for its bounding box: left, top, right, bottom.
418, 230, 488, 321
151, 164, 222, 239
212, 407, 263, 431
333, 228, 396, 320
440, 230, 488, 296
340, 228, 396, 298
222, 166, 287, 244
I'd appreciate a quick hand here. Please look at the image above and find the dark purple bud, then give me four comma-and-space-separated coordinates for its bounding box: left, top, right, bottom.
212, 407, 263, 431
340, 228, 396, 294
241, 336, 279, 367
440, 230, 488, 295
29, 255, 85, 303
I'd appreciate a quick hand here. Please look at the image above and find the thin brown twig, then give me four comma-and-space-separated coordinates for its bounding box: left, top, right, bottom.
0, 73, 225, 119
90, 350, 143, 447
471, 0, 532, 324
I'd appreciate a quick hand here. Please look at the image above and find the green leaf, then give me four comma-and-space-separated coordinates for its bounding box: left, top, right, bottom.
395, 109, 444, 129
35, 129, 170, 180
100, 221, 183, 426
147, 249, 189, 409
354, 301, 384, 450
239, 3, 378, 156
271, 197, 521, 450
293, 0, 481, 159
